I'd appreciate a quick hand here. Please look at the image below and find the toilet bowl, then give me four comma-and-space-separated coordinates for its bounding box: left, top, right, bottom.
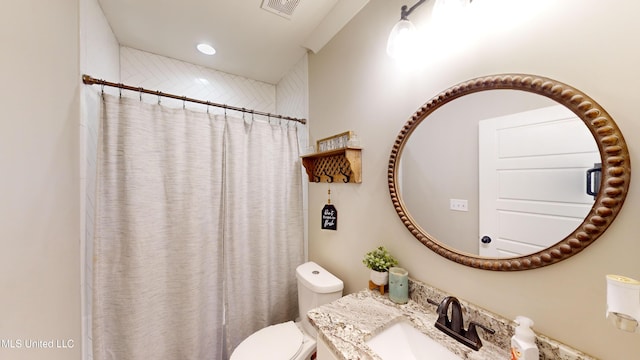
230, 261, 344, 360
230, 321, 315, 360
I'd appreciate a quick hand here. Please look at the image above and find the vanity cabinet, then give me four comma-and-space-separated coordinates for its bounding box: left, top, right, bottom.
301, 147, 362, 184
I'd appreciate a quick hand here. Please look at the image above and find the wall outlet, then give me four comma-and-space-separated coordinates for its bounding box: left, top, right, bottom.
450, 199, 468, 212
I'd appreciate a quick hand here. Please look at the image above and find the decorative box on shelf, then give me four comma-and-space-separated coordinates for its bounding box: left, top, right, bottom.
316, 131, 355, 152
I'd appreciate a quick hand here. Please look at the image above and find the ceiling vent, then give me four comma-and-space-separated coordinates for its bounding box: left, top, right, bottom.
261, 0, 301, 19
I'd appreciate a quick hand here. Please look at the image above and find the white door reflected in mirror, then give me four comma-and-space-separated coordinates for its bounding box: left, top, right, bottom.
478, 105, 599, 257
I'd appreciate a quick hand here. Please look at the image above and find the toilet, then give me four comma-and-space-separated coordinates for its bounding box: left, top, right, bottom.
230, 261, 344, 360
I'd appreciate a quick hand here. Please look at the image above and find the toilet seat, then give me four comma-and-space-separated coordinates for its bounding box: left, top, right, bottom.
230, 321, 305, 360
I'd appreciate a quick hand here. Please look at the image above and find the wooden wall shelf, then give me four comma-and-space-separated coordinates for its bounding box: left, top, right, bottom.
301, 147, 362, 183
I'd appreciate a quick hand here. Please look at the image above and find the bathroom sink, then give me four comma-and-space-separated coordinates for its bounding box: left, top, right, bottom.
365, 320, 462, 360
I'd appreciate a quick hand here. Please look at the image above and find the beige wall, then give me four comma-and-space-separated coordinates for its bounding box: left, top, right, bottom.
308, 0, 640, 359
0, 0, 81, 359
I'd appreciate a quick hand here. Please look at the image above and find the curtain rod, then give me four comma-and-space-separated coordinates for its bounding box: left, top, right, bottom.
82, 74, 307, 125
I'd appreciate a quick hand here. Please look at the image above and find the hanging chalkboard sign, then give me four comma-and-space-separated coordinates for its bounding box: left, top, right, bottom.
321, 204, 337, 230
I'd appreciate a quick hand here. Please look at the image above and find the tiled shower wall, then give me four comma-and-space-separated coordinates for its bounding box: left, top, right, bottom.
117, 46, 308, 149
276, 52, 309, 123
83, 45, 308, 359
120, 47, 274, 112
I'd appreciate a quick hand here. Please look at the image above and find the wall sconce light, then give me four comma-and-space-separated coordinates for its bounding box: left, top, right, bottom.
606, 275, 640, 332
386, 0, 471, 60
386, 0, 426, 60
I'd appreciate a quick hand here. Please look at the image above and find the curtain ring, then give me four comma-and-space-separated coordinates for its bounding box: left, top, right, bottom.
224, 105, 228, 118
206, 102, 210, 114
242, 108, 246, 121
182, 96, 186, 109
100, 84, 104, 96
157, 91, 161, 105
139, 88, 143, 101
118, 85, 122, 98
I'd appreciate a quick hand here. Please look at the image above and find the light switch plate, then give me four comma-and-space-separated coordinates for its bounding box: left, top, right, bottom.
450, 199, 468, 212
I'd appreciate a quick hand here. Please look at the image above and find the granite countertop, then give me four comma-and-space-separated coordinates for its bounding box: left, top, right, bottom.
307, 289, 509, 360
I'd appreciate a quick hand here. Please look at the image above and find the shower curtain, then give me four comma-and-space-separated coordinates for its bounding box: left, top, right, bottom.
93, 94, 303, 360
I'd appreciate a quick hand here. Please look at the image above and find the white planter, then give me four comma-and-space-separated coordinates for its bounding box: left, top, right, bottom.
370, 270, 389, 286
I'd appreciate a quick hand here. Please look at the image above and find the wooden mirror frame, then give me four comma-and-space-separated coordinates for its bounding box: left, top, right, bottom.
388, 74, 631, 271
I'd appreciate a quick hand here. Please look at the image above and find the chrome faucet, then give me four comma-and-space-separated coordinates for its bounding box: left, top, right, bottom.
428, 296, 495, 351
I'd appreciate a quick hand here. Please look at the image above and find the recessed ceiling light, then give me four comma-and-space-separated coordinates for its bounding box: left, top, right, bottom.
197, 43, 216, 55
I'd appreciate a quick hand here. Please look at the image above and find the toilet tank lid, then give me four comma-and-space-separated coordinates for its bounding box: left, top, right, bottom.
296, 262, 344, 293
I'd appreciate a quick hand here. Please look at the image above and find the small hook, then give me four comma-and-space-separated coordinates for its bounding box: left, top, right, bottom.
100, 84, 104, 96
323, 170, 334, 183
224, 106, 227, 118
139, 88, 143, 101
206, 102, 210, 114
118, 85, 122, 98
339, 167, 351, 183
182, 96, 186, 109
157, 91, 161, 105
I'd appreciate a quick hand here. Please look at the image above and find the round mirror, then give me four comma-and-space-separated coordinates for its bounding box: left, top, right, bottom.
388, 74, 630, 271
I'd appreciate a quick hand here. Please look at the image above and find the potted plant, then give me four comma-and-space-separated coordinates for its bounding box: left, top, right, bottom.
362, 246, 398, 286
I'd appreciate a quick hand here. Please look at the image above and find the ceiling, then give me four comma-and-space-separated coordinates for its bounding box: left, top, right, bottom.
98, 0, 370, 84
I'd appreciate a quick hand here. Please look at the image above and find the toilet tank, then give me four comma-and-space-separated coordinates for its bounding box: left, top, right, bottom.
296, 261, 344, 337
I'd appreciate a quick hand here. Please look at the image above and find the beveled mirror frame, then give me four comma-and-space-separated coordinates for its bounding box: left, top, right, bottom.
388, 74, 631, 271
